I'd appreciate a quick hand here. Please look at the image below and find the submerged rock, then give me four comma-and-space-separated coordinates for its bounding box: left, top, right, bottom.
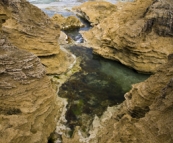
0, 0, 74, 74
78, 0, 173, 73
51, 14, 84, 30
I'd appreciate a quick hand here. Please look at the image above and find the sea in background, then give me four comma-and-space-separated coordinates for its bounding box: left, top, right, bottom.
27, 0, 133, 17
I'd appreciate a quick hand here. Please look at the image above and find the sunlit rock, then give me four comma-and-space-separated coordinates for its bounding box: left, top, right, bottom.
0, 0, 74, 74
73, 1, 117, 26
78, 0, 173, 73
0, 35, 64, 143
51, 14, 84, 30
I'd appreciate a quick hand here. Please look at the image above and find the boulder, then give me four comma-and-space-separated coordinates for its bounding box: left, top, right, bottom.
51, 14, 84, 30
73, 1, 117, 26
78, 0, 173, 73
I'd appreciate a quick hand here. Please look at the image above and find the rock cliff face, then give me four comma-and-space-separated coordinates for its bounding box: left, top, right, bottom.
0, 1, 71, 142
0, 0, 74, 74
77, 0, 173, 73
0, 34, 64, 143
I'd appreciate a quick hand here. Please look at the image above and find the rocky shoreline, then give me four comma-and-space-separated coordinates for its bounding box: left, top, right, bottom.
0, 0, 173, 143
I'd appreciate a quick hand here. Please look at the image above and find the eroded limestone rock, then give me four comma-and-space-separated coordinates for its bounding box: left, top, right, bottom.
73, 1, 117, 26
0, 1, 74, 142
79, 0, 173, 73
0, 0, 74, 74
92, 54, 173, 143
51, 14, 84, 30
0, 35, 64, 143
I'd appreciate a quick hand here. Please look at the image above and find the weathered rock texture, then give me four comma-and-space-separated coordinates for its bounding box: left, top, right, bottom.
0, 1, 72, 142
78, 0, 173, 73
0, 0, 74, 74
90, 54, 173, 143
0, 35, 64, 143
73, 1, 117, 26
62, 54, 173, 143
51, 14, 84, 30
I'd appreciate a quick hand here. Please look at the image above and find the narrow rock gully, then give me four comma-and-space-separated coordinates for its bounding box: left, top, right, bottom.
28, 0, 150, 142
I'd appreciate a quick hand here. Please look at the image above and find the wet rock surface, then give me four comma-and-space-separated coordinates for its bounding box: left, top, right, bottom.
57, 0, 173, 142
78, 0, 173, 73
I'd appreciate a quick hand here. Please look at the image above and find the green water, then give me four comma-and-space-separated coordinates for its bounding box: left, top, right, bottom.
59, 46, 150, 132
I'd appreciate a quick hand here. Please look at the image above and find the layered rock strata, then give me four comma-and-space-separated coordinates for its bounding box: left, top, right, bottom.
51, 14, 84, 30
0, 1, 73, 142
0, 35, 64, 143
0, 0, 74, 74
77, 0, 173, 73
